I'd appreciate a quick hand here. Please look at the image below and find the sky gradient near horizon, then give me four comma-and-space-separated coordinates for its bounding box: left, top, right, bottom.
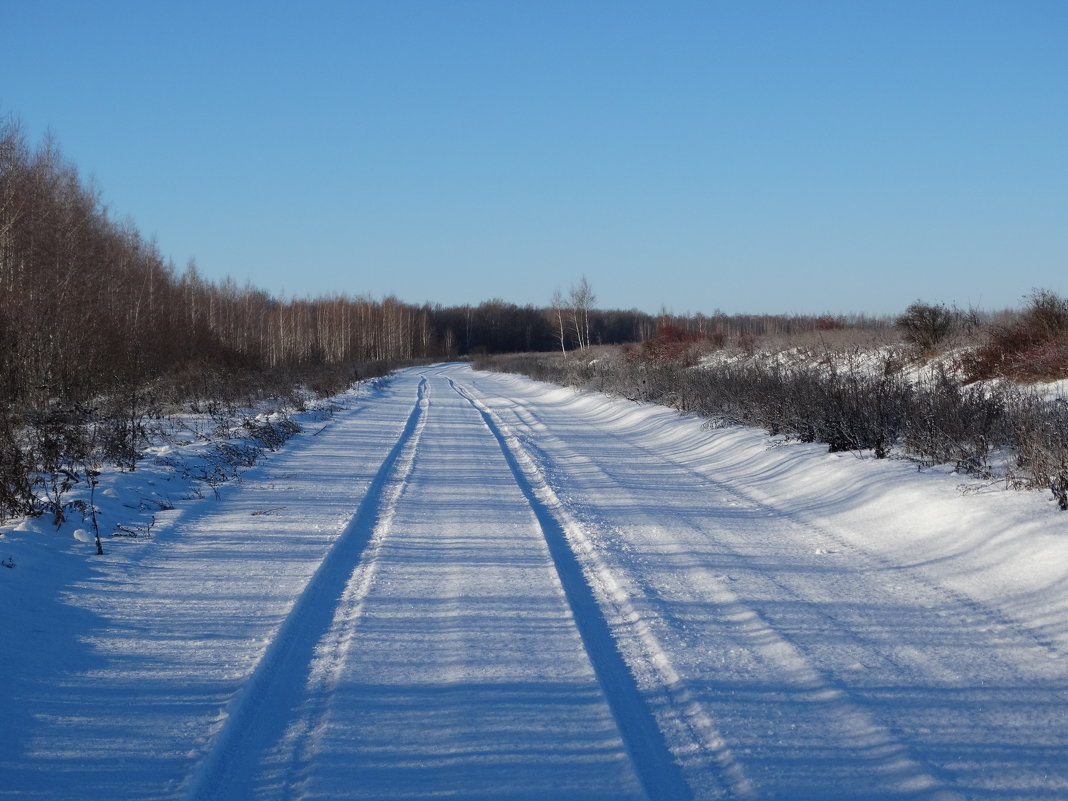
2, 1, 1066, 316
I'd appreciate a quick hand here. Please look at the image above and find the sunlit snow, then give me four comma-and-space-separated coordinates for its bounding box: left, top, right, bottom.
2, 364, 1066, 800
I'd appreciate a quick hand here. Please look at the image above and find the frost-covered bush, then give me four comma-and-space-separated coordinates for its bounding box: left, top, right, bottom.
1011, 395, 1068, 509
903, 371, 1008, 473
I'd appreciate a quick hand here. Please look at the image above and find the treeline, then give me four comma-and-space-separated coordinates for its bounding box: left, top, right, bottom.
1, 124, 414, 407
0, 121, 663, 403
0, 122, 662, 521
0, 122, 666, 409
0, 119, 902, 419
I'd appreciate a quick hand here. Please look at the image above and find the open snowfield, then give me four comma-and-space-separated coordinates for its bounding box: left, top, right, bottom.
2, 363, 1067, 800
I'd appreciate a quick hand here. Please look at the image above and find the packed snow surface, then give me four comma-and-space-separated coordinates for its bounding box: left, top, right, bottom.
2, 364, 1067, 800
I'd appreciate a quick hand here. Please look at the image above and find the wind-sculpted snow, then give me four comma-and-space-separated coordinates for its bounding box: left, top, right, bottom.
2, 364, 1068, 800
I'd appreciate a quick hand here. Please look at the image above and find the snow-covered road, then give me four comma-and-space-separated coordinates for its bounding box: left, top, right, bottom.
4, 364, 1068, 800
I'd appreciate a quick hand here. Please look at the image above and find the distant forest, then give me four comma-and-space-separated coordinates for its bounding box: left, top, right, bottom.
1, 121, 883, 415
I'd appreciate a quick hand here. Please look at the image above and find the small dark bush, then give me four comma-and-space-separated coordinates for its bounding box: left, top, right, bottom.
0, 416, 37, 521
904, 370, 1007, 471
896, 301, 955, 356
244, 415, 301, 452
1011, 395, 1068, 507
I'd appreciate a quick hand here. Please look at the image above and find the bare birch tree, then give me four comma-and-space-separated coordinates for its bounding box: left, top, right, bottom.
569, 276, 595, 351
551, 288, 569, 358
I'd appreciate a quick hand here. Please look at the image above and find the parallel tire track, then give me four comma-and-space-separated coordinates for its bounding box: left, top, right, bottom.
491, 387, 972, 800
449, 378, 746, 801
525, 391, 1067, 666
181, 377, 430, 801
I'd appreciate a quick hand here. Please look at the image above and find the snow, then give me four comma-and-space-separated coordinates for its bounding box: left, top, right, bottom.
2, 364, 1067, 800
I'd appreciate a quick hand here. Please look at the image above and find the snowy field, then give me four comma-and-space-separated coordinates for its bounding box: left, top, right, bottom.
2, 363, 1067, 800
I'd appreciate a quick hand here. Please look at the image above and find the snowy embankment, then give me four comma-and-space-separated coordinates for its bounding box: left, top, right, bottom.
2, 364, 1066, 800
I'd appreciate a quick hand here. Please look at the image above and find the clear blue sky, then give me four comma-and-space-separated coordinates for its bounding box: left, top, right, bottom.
2, 1, 1066, 315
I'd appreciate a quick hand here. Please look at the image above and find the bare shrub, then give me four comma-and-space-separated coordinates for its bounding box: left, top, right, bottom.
1011, 395, 1068, 509
0, 414, 37, 521
626, 324, 707, 367
1024, 289, 1068, 338
896, 301, 956, 356
98, 384, 160, 472
243, 414, 301, 452
29, 402, 93, 524
904, 371, 1007, 472
962, 290, 1068, 382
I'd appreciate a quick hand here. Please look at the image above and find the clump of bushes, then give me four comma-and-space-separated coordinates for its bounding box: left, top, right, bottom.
475, 300, 1068, 509
896, 301, 956, 356
0, 358, 408, 526
624, 324, 714, 367
1010, 395, 1068, 510
962, 290, 1068, 382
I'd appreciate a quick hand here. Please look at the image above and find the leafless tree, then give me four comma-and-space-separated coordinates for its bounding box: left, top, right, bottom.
550, 288, 569, 357
569, 276, 595, 351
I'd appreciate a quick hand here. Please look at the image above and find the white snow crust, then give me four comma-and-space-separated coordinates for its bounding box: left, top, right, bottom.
2, 364, 1066, 800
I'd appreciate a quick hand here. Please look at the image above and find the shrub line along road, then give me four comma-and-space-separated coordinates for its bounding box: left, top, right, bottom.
5, 364, 1067, 800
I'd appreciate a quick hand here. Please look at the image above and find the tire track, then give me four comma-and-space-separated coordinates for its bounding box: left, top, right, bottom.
449, 377, 745, 801
519, 389, 1067, 667
479, 381, 987, 799
181, 377, 431, 801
